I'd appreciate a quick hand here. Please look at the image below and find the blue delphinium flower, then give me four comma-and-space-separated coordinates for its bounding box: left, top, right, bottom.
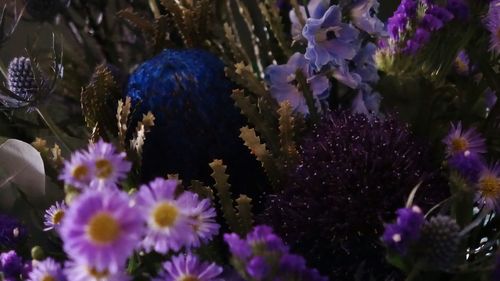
382, 206, 425, 254
289, 0, 330, 41
352, 42, 379, 83
350, 0, 385, 36
265, 52, 330, 114
303, 5, 360, 71
352, 84, 382, 115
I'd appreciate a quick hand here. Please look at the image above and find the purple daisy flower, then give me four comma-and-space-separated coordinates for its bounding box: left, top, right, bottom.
59, 151, 94, 189
486, 0, 500, 54
135, 178, 191, 254
181, 193, 220, 248
59, 189, 144, 273
155, 253, 223, 281
448, 151, 484, 182
443, 122, 486, 158
303, 5, 360, 71
28, 258, 67, 281
264, 52, 330, 114
64, 261, 130, 281
289, 0, 330, 41
475, 163, 500, 211
44, 201, 67, 232
350, 0, 385, 36
86, 140, 131, 190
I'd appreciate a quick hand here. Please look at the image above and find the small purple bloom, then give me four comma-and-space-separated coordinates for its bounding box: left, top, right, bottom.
443, 122, 486, 158
44, 201, 67, 232
59, 151, 94, 189
156, 253, 223, 281
403, 28, 431, 54
247, 225, 288, 253
59, 189, 144, 273
86, 140, 131, 190
135, 178, 192, 254
350, 0, 385, 36
449, 151, 484, 182
246, 257, 269, 280
387, 0, 418, 39
446, 0, 469, 20
382, 206, 424, 254
28, 258, 67, 281
303, 5, 360, 71
265, 53, 330, 114
475, 163, 500, 211
224, 233, 252, 259
181, 192, 220, 248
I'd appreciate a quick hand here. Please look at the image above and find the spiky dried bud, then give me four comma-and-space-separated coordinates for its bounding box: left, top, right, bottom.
420, 215, 461, 271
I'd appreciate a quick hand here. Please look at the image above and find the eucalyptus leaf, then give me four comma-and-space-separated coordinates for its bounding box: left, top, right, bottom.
0, 139, 46, 208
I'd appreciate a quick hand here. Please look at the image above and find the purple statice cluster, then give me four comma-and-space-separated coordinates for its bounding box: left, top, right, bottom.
382, 206, 425, 254
265, 0, 384, 115
443, 123, 500, 211
224, 225, 328, 281
0, 251, 30, 281
386, 0, 468, 54
45, 141, 221, 280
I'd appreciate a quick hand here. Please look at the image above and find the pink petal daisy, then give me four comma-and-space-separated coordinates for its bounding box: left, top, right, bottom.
28, 258, 66, 281
44, 201, 67, 232
443, 122, 486, 157
59, 151, 94, 189
86, 140, 131, 190
475, 163, 500, 211
155, 253, 223, 281
179, 192, 220, 248
64, 260, 130, 281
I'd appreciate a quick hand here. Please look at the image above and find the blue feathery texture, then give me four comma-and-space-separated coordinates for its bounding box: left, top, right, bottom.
126, 49, 265, 194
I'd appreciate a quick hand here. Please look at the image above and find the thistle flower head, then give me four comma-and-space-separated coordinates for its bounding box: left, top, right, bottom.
261, 111, 447, 279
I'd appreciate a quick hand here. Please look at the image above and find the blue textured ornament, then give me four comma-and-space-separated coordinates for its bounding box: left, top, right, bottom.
126, 49, 264, 194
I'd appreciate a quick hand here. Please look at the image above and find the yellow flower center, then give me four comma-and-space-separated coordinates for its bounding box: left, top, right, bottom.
479, 175, 500, 199
72, 165, 89, 181
42, 275, 56, 281
450, 137, 469, 153
455, 59, 467, 73
88, 267, 109, 278
180, 276, 199, 281
87, 212, 120, 244
95, 159, 113, 179
153, 202, 179, 228
52, 210, 65, 225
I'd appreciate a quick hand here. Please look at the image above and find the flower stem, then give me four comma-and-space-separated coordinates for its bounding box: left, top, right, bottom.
35, 107, 71, 154
148, 0, 161, 18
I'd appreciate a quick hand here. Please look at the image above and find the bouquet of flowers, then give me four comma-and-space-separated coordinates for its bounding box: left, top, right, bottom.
0, 0, 498, 280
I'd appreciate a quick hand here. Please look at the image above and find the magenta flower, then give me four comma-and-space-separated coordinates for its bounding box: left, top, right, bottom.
475, 163, 500, 211
59, 189, 144, 273
44, 201, 67, 232
59, 151, 94, 189
303, 5, 360, 71
155, 253, 223, 281
86, 140, 131, 189
135, 178, 191, 254
28, 258, 67, 281
64, 261, 130, 281
181, 192, 220, 248
443, 122, 486, 158
265, 52, 330, 114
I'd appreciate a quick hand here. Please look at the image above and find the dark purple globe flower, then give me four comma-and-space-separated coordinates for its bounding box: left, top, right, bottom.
303, 5, 360, 71
260, 111, 447, 279
265, 52, 330, 114
350, 0, 385, 36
